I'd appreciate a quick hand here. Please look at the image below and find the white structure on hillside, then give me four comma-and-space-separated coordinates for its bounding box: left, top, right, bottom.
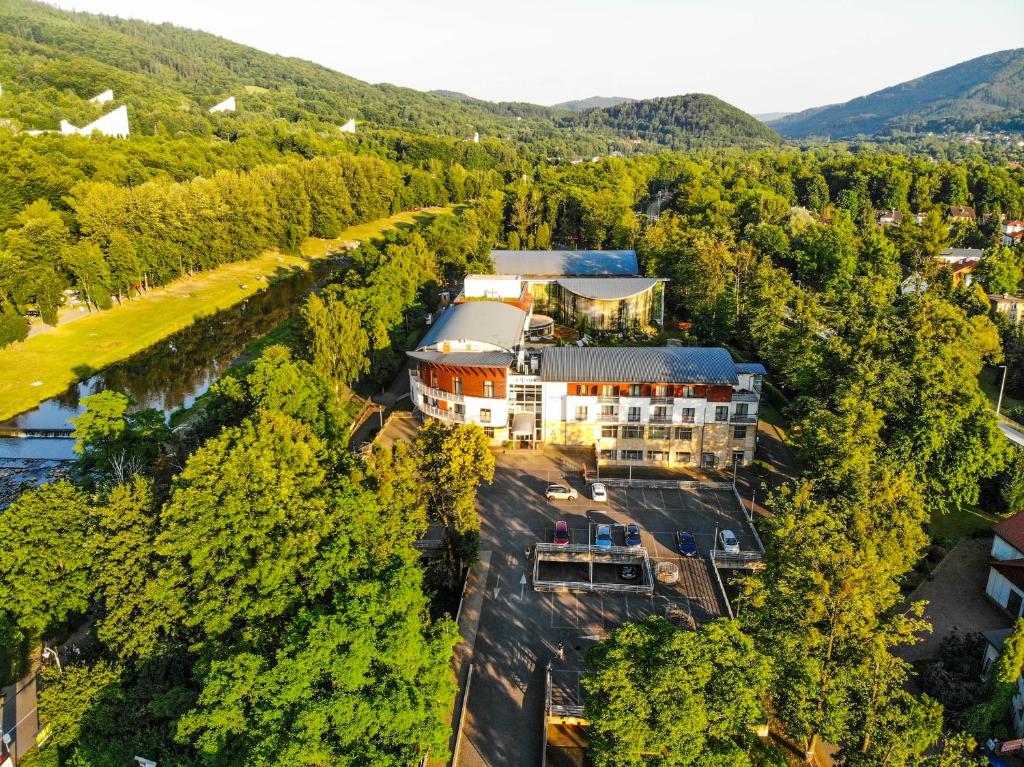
209, 96, 236, 114
471, 130, 480, 143
339, 118, 356, 133
60, 105, 130, 138
89, 89, 114, 104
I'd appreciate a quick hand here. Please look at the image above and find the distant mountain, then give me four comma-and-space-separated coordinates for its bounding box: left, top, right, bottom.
569, 94, 780, 149
755, 112, 792, 123
552, 96, 635, 111
773, 48, 1024, 138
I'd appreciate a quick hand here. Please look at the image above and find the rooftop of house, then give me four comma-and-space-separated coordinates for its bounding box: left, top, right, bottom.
539, 346, 741, 385
490, 249, 639, 277
416, 300, 527, 352
936, 247, 984, 262
990, 293, 1024, 305
995, 510, 1024, 553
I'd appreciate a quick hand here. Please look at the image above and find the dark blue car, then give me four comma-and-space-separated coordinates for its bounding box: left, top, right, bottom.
624, 523, 642, 547
676, 531, 697, 557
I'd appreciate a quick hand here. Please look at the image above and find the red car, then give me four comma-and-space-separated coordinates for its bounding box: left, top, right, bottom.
553, 520, 570, 545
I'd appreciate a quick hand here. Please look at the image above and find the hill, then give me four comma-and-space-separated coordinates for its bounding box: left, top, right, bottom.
755, 112, 791, 123
568, 94, 781, 149
0, 1, 777, 153
551, 96, 635, 111
773, 48, 1024, 138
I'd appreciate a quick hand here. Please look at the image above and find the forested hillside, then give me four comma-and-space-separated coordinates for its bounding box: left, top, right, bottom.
551, 95, 635, 111
773, 48, 1024, 138
569, 94, 781, 148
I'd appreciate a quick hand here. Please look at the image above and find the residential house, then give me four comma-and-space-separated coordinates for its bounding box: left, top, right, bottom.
986, 511, 1024, 616
949, 205, 977, 222
1003, 220, 1024, 247
876, 210, 905, 226
990, 294, 1024, 325
982, 628, 1024, 738
935, 247, 983, 265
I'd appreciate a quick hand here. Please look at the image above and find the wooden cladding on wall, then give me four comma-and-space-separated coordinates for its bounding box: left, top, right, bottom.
419, 362, 507, 398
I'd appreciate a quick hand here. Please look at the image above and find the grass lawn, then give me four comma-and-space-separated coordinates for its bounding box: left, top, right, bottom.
931, 504, 1001, 545
0, 207, 450, 423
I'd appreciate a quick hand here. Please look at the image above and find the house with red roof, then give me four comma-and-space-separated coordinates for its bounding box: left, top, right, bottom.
986, 511, 1024, 617
1003, 220, 1024, 247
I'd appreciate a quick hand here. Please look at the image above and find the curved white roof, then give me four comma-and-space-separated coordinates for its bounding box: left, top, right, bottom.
556, 277, 660, 301
416, 301, 526, 352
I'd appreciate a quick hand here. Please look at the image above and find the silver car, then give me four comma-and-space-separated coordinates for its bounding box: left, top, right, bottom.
719, 529, 740, 554
545, 484, 579, 501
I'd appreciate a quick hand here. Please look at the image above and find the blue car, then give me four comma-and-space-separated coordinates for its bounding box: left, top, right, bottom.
595, 524, 613, 548
676, 531, 698, 556
624, 523, 642, 547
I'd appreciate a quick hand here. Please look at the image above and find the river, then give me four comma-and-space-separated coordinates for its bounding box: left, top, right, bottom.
0, 260, 337, 463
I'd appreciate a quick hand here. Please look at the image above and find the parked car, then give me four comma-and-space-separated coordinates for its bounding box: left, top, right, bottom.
595, 524, 613, 548
590, 482, 607, 502
624, 523, 642, 547
676, 531, 698, 557
719, 529, 740, 554
553, 520, 570, 546
545, 484, 578, 501
618, 564, 639, 580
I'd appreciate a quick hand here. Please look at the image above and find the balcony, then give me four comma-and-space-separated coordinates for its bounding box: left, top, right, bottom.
732, 390, 760, 402
598, 396, 619, 404
419, 401, 465, 423
730, 414, 757, 424
649, 415, 674, 425
416, 381, 465, 404
650, 396, 674, 405
597, 413, 620, 423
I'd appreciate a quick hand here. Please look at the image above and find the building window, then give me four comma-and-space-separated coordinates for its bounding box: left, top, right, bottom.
652, 405, 670, 421
479, 408, 492, 424
654, 384, 668, 397
601, 404, 616, 419
601, 384, 616, 397
675, 427, 693, 440
622, 449, 643, 461
733, 426, 747, 440
576, 384, 588, 396
735, 403, 749, 416
681, 385, 695, 398
627, 406, 641, 422
575, 405, 588, 422
629, 384, 642, 397
600, 449, 618, 460
680, 408, 695, 423
732, 450, 745, 465
675, 451, 692, 463
622, 425, 643, 439
648, 450, 668, 462
601, 425, 618, 438
715, 406, 729, 422
701, 452, 717, 468
453, 376, 463, 395
453, 403, 465, 415
483, 380, 494, 398
649, 426, 670, 440
483, 427, 495, 438
430, 370, 438, 387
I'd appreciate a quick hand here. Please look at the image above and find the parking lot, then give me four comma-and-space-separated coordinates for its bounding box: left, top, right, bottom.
457, 451, 759, 767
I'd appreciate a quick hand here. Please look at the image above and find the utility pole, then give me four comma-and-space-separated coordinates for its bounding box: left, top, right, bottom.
997, 364, 1009, 417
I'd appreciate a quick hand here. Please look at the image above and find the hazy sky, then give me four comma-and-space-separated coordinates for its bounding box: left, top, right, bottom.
48, 0, 1024, 113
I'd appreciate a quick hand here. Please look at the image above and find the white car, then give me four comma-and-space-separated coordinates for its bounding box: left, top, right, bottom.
719, 529, 740, 554
545, 484, 579, 501
590, 482, 607, 502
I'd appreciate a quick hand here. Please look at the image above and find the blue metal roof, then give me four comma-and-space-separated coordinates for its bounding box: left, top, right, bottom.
735, 362, 767, 375
490, 250, 638, 277
539, 347, 738, 385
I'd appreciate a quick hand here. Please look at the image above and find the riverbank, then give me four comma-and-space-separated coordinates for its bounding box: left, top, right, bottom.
0, 207, 450, 423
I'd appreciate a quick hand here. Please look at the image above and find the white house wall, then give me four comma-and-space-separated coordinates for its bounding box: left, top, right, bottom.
992, 535, 1023, 561
986, 568, 1023, 616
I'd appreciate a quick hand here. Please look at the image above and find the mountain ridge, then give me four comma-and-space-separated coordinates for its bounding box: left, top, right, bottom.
773, 48, 1024, 138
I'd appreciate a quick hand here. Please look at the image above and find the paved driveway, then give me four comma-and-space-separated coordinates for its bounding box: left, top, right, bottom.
458, 452, 753, 767
899, 536, 1010, 663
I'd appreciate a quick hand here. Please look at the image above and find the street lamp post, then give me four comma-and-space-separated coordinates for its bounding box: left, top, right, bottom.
997, 364, 1009, 417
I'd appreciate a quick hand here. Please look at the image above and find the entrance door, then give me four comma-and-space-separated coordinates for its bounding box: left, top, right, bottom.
1008, 589, 1023, 618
